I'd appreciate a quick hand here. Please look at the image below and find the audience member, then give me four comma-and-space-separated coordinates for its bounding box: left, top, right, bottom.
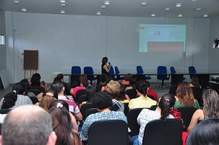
174, 82, 200, 109
51, 81, 82, 121
105, 80, 124, 112
187, 89, 219, 133
55, 73, 71, 95
137, 93, 177, 145
145, 81, 159, 102
0, 105, 57, 145
48, 100, 81, 145
187, 119, 219, 145
70, 74, 88, 98
81, 91, 127, 142
29, 73, 45, 95
39, 91, 56, 111
129, 80, 156, 109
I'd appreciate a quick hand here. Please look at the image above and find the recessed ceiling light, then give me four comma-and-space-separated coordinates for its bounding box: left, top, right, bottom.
101, 5, 106, 9
60, 0, 65, 3
151, 13, 156, 17
21, 8, 27, 12
97, 11, 101, 15
104, 1, 110, 5
141, 2, 147, 6
14, 0, 20, 4
165, 8, 170, 11
61, 3, 66, 7
176, 3, 182, 8
203, 14, 208, 18
196, 8, 201, 11
178, 14, 183, 17
60, 10, 65, 14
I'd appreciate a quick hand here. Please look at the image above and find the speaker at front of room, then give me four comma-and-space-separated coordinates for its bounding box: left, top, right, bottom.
23, 50, 38, 70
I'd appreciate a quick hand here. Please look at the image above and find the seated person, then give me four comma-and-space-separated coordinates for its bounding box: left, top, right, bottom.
29, 73, 46, 95
80, 91, 127, 142
137, 93, 178, 145
174, 82, 200, 109
129, 80, 157, 110
187, 118, 219, 145
145, 81, 159, 102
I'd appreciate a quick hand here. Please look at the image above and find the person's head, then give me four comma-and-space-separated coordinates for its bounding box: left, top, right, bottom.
145, 81, 151, 89
102, 57, 108, 64
1, 92, 18, 109
187, 119, 219, 145
12, 82, 25, 95
158, 93, 176, 120
105, 80, 121, 98
176, 82, 195, 106
56, 74, 64, 81
48, 100, 73, 145
191, 75, 200, 87
20, 79, 30, 94
135, 80, 148, 96
79, 74, 88, 87
40, 93, 56, 111
53, 77, 62, 84
91, 91, 113, 110
202, 89, 219, 118
0, 105, 57, 145
124, 73, 132, 82
50, 82, 64, 95
31, 73, 41, 87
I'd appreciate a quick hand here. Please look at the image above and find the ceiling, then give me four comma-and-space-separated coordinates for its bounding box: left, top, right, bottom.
0, 0, 219, 18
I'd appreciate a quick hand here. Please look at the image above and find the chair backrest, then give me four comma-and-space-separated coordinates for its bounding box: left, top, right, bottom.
157, 66, 168, 80
170, 66, 176, 74
123, 102, 129, 116
192, 87, 203, 107
136, 66, 144, 74
188, 66, 196, 75
108, 66, 115, 75
71, 66, 81, 75
84, 108, 98, 120
142, 119, 182, 145
127, 108, 144, 136
84, 66, 94, 75
115, 66, 120, 75
177, 107, 197, 131
80, 103, 95, 120
88, 120, 128, 145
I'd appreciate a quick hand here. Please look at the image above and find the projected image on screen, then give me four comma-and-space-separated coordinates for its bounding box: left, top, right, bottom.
139, 24, 186, 53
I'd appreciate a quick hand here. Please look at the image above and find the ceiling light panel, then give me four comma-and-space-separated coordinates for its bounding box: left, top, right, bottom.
104, 1, 110, 5
176, 3, 182, 8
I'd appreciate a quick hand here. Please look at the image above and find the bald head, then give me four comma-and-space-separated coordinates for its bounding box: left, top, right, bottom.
1, 105, 55, 145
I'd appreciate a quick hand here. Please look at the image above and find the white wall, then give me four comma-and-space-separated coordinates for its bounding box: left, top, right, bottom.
209, 16, 219, 73
0, 10, 6, 69
5, 12, 210, 83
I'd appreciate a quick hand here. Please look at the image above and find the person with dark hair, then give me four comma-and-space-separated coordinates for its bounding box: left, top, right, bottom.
137, 93, 177, 145
55, 73, 71, 95
29, 73, 45, 95
145, 81, 159, 102
51, 81, 83, 121
0, 105, 57, 145
187, 119, 219, 145
174, 82, 200, 109
128, 80, 156, 109
81, 91, 127, 142
101, 57, 112, 75
48, 100, 81, 145
0, 83, 32, 109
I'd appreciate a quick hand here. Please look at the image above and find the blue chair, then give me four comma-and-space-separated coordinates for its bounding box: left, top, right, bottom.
170, 66, 176, 74
108, 66, 115, 79
114, 66, 123, 80
188, 66, 196, 78
157, 66, 170, 87
136, 66, 151, 80
84, 66, 96, 84
71, 66, 81, 75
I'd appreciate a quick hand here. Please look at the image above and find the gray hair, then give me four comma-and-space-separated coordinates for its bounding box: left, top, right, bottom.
1, 105, 53, 145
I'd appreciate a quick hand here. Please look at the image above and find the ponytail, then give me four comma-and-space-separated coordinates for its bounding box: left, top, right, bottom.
159, 94, 175, 120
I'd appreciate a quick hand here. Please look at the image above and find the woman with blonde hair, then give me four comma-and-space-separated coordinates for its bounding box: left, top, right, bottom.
174, 82, 200, 109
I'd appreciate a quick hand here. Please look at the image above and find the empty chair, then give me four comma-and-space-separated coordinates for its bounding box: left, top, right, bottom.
84, 66, 97, 84
136, 66, 151, 80
71, 66, 81, 75
170, 66, 176, 74
177, 107, 197, 131
88, 120, 129, 145
188, 66, 196, 78
127, 108, 144, 136
142, 119, 182, 145
157, 66, 170, 87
